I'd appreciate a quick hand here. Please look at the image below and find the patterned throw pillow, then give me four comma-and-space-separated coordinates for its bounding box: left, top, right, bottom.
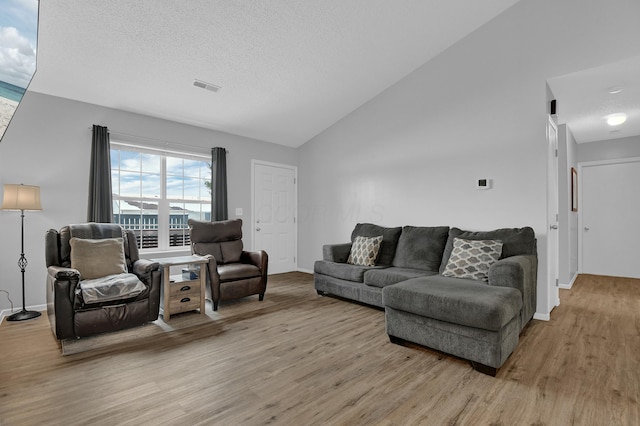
347, 235, 383, 267
442, 238, 503, 281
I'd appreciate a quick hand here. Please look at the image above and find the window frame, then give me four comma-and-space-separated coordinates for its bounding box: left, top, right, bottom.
110, 141, 212, 253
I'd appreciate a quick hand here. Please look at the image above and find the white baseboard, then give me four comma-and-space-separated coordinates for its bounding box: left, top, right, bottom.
558, 272, 578, 290
0, 304, 47, 325
533, 312, 550, 321
297, 268, 313, 274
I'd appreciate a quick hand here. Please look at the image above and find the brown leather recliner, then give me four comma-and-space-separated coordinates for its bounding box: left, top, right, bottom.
188, 218, 268, 311
45, 223, 161, 340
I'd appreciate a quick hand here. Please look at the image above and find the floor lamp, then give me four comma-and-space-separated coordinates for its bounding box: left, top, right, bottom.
1, 184, 42, 321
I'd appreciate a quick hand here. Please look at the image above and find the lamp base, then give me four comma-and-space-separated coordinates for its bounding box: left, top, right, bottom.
6, 309, 41, 322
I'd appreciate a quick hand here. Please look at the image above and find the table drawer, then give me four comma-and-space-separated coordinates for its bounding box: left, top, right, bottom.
169, 281, 201, 298
168, 294, 201, 313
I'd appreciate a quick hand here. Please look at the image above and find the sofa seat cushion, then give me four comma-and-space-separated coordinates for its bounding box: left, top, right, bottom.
364, 267, 437, 288
314, 260, 384, 283
218, 263, 261, 282
382, 276, 522, 332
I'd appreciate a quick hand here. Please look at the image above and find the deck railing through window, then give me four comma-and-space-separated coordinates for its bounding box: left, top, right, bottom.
116, 216, 190, 249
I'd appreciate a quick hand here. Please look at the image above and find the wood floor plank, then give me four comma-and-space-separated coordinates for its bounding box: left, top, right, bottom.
1, 272, 638, 425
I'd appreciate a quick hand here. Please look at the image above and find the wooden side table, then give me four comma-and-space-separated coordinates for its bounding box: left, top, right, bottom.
152, 255, 209, 321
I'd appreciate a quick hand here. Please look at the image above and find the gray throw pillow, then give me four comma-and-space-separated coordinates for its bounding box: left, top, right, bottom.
70, 237, 127, 280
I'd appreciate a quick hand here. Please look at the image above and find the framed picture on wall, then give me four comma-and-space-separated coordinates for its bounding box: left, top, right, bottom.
571, 167, 578, 212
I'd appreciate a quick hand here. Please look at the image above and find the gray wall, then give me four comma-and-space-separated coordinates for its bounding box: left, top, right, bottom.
297, 0, 640, 318
0, 92, 298, 314
578, 135, 640, 163
2, 0, 640, 319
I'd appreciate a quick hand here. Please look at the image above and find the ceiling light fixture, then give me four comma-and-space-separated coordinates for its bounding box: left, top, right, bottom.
605, 113, 627, 126
193, 79, 221, 93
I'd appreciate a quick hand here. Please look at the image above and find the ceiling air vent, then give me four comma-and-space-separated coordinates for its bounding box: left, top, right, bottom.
193, 79, 221, 92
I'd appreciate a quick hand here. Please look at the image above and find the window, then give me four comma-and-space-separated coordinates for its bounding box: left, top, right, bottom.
110, 144, 212, 251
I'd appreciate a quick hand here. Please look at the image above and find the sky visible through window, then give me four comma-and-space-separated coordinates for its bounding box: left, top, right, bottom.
111, 149, 211, 202
0, 0, 38, 140
0, 0, 37, 89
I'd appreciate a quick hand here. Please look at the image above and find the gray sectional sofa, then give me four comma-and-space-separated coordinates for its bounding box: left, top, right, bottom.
314, 223, 537, 376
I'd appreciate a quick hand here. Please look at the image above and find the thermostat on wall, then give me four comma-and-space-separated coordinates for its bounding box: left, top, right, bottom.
476, 179, 492, 190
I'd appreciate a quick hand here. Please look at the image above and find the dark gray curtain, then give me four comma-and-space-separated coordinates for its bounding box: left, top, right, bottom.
211, 147, 228, 221
87, 125, 113, 223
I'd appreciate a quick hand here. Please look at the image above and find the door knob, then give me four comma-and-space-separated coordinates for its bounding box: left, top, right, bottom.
550, 225, 558, 230
584, 227, 590, 231
256, 227, 261, 232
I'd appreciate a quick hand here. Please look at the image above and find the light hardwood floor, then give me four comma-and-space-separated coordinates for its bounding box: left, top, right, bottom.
0, 272, 638, 425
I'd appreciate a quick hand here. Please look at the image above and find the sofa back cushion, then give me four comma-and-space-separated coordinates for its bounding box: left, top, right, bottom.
53, 223, 135, 270
220, 240, 243, 263
193, 242, 224, 262
351, 223, 402, 266
392, 226, 449, 271
189, 218, 243, 264
439, 227, 537, 273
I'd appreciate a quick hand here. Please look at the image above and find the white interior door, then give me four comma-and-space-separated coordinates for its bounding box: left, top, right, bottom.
252, 161, 297, 274
580, 159, 640, 279
547, 116, 560, 307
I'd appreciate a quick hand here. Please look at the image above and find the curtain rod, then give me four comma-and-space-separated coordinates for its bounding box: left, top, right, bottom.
88, 126, 228, 153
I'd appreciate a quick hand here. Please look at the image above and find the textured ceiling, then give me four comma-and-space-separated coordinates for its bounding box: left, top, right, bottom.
547, 55, 640, 144
28, 0, 521, 147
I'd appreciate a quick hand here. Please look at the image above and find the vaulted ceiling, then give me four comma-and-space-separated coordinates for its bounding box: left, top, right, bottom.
28, 0, 522, 147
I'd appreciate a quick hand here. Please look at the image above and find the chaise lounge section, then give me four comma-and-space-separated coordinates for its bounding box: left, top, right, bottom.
314, 223, 537, 375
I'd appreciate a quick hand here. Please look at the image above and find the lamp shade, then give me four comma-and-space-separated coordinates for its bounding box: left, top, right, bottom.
1, 184, 42, 211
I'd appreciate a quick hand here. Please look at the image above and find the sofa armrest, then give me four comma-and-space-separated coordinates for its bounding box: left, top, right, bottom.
46, 266, 81, 340
322, 243, 352, 263
48, 265, 80, 280
47, 266, 80, 295
488, 254, 538, 328
241, 250, 268, 275
132, 258, 160, 284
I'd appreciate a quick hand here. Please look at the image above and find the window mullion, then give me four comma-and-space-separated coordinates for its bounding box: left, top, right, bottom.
158, 155, 169, 250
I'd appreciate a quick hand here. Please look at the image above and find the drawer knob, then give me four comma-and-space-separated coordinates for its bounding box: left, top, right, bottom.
180, 297, 191, 303
180, 285, 191, 291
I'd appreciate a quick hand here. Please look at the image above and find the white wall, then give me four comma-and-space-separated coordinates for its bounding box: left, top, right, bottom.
297, 0, 640, 318
0, 92, 298, 315
565, 134, 640, 282
558, 124, 579, 286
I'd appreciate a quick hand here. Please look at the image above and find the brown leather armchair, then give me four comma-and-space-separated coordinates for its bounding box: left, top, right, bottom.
188, 219, 268, 311
45, 223, 161, 340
